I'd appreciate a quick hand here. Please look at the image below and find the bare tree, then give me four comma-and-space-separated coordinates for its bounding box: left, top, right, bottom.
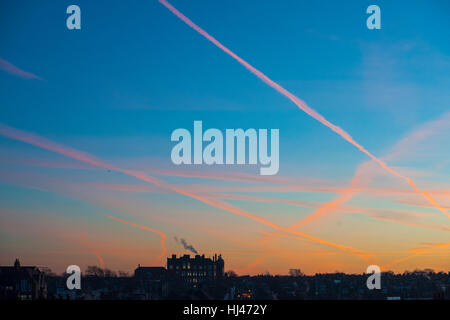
225, 270, 238, 278
118, 271, 130, 277
289, 269, 304, 277
85, 265, 105, 277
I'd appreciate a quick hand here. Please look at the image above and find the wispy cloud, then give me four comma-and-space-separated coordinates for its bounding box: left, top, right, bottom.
0, 122, 367, 259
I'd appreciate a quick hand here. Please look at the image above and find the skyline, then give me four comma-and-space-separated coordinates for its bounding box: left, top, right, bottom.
0, 0, 449, 275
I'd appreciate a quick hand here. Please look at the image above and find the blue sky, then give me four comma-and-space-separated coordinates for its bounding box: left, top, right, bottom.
1, 1, 449, 161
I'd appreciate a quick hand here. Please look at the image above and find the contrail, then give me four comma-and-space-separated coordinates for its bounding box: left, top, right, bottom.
0, 57, 45, 81
113, 173, 367, 259
153, 169, 291, 185
238, 257, 265, 275
288, 165, 366, 230
104, 214, 167, 262
157, 0, 449, 219
384, 243, 450, 268
288, 112, 450, 228
166, 188, 367, 260
216, 193, 449, 232
290, 193, 354, 229
0, 123, 366, 258
81, 231, 105, 269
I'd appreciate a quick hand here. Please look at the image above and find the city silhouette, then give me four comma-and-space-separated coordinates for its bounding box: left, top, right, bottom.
1, 257, 449, 300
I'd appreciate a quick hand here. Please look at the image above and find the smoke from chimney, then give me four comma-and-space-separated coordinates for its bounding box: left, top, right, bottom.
174, 237, 198, 254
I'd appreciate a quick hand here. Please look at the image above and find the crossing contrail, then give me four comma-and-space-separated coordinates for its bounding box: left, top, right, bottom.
288, 164, 367, 230
288, 112, 450, 229
0, 123, 366, 259
385, 243, 450, 268
157, 0, 449, 219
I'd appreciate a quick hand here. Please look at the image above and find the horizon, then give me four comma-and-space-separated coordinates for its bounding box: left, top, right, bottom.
1, 0, 449, 277
2, 254, 448, 277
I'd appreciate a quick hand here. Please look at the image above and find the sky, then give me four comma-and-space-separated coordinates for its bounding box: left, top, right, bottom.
0, 0, 449, 275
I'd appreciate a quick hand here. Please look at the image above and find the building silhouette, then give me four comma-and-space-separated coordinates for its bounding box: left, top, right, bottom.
167, 254, 224, 284
132, 254, 224, 298
134, 265, 166, 280
2, 255, 448, 300
133, 265, 168, 299
0, 258, 47, 300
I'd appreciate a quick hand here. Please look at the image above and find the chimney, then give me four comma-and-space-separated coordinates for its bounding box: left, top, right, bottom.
14, 258, 20, 269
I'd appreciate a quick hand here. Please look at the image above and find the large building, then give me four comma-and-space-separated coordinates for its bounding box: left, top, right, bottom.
167, 254, 224, 284
0, 259, 47, 300
133, 265, 168, 299
134, 266, 166, 280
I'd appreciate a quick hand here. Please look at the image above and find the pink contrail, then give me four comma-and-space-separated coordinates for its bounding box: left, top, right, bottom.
158, 0, 449, 219
385, 243, 450, 268
104, 215, 167, 263
288, 164, 367, 229
0, 123, 366, 258
0, 124, 118, 171
0, 57, 44, 81
81, 231, 105, 269
288, 112, 450, 228
237, 257, 265, 275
